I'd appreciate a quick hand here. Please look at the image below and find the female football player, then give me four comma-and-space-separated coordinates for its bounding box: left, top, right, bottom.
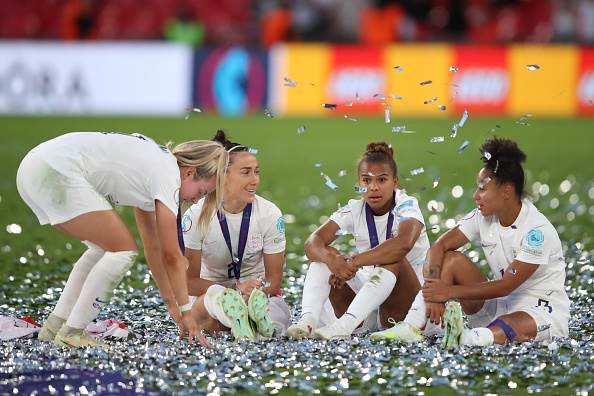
378, 137, 570, 347
287, 141, 430, 340
17, 132, 228, 347
183, 131, 289, 342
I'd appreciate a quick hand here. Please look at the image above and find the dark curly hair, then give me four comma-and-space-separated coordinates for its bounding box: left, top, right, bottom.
480, 137, 526, 197
357, 141, 397, 176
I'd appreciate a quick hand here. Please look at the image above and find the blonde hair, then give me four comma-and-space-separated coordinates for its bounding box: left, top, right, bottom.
169, 140, 229, 231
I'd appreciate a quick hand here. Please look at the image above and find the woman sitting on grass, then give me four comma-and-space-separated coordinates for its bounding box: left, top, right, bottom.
287, 141, 431, 340
183, 131, 290, 342
377, 137, 570, 347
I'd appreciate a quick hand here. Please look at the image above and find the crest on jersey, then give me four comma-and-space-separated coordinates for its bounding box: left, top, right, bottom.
276, 216, 285, 234
182, 213, 192, 233
527, 228, 544, 247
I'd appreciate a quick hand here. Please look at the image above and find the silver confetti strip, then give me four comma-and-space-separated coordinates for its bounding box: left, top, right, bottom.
527, 64, 540, 71
283, 77, 298, 87
322, 103, 337, 109
430, 137, 445, 143
458, 140, 470, 153
424, 97, 438, 105
449, 66, 460, 72
420, 80, 433, 86
393, 65, 404, 72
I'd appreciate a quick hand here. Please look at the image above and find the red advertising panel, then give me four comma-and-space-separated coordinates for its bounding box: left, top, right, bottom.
577, 48, 594, 115
451, 46, 508, 115
327, 46, 384, 113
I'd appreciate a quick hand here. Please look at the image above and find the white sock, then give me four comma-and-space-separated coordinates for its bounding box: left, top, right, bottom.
203, 284, 233, 328
300, 262, 332, 327
337, 267, 396, 333
461, 327, 495, 346
65, 250, 137, 329
404, 290, 428, 330
52, 241, 105, 320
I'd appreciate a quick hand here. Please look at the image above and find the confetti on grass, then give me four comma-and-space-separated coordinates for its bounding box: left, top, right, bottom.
430, 137, 445, 143
433, 176, 440, 188
297, 125, 306, 135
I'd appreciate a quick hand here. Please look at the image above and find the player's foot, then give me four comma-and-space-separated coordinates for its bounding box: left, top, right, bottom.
370, 319, 423, 343
247, 289, 275, 338
286, 315, 316, 340
441, 300, 464, 349
38, 314, 65, 342
313, 320, 351, 340
54, 325, 103, 348
221, 288, 256, 342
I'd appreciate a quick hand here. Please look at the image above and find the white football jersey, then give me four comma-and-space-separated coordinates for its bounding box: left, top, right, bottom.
457, 199, 569, 299
183, 194, 286, 284
32, 132, 180, 215
329, 189, 430, 278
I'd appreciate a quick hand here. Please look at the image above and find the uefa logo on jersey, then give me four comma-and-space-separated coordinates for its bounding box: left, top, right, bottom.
527, 229, 544, 247
182, 213, 192, 233
276, 216, 285, 234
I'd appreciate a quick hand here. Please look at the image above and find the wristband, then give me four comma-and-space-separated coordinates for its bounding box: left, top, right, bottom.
179, 302, 193, 312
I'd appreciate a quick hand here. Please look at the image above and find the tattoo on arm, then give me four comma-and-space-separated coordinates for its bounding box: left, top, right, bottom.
427, 267, 441, 279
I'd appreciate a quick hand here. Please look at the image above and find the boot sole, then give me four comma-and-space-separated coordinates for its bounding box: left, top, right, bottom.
441, 301, 463, 349
221, 288, 256, 342
247, 289, 275, 338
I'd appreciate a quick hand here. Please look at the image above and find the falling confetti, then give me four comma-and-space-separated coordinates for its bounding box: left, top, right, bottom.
247, 148, 258, 155
314, 163, 322, 168
450, 124, 459, 138
458, 109, 469, 127
393, 65, 404, 72
527, 64, 540, 71
420, 80, 433, 86
458, 140, 470, 153
410, 167, 425, 176
437, 105, 446, 111
297, 125, 306, 135
430, 137, 445, 143
322, 103, 337, 110
338, 170, 347, 177
449, 66, 460, 73
373, 94, 387, 100
344, 115, 358, 122
390, 94, 404, 100
345, 101, 353, 107
283, 77, 298, 87
424, 97, 438, 105
433, 176, 440, 188
321, 172, 338, 191
354, 186, 367, 193
384, 109, 390, 123
264, 108, 275, 118
184, 107, 202, 119
392, 126, 415, 133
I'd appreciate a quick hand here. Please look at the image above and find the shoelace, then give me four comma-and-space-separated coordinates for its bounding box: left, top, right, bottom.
387, 317, 397, 326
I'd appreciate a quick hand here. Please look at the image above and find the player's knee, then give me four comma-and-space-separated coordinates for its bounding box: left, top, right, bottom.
442, 251, 466, 268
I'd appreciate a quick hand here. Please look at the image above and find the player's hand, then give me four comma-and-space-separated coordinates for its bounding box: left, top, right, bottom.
328, 274, 345, 288
166, 302, 186, 337
181, 311, 211, 348
425, 302, 446, 327
327, 254, 357, 281
422, 278, 451, 303
236, 279, 262, 302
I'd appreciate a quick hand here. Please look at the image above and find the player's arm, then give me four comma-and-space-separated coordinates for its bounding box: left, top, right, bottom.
351, 218, 423, 268
424, 227, 469, 280
134, 207, 177, 307
153, 201, 201, 343
423, 260, 539, 302
262, 251, 284, 296
304, 220, 355, 280
185, 248, 215, 296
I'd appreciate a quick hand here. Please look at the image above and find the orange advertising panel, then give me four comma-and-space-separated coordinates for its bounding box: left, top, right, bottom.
577, 48, 594, 115
508, 45, 578, 117
451, 46, 508, 115
382, 44, 454, 116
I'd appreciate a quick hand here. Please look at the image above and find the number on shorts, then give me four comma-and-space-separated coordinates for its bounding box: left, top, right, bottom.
536, 298, 553, 314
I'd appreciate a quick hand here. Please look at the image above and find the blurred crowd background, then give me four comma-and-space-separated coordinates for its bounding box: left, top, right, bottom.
1, 0, 593, 46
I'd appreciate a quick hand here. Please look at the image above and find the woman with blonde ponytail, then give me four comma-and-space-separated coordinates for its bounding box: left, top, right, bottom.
16, 132, 228, 348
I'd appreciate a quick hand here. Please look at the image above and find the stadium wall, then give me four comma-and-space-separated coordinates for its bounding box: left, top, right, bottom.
0, 41, 592, 117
